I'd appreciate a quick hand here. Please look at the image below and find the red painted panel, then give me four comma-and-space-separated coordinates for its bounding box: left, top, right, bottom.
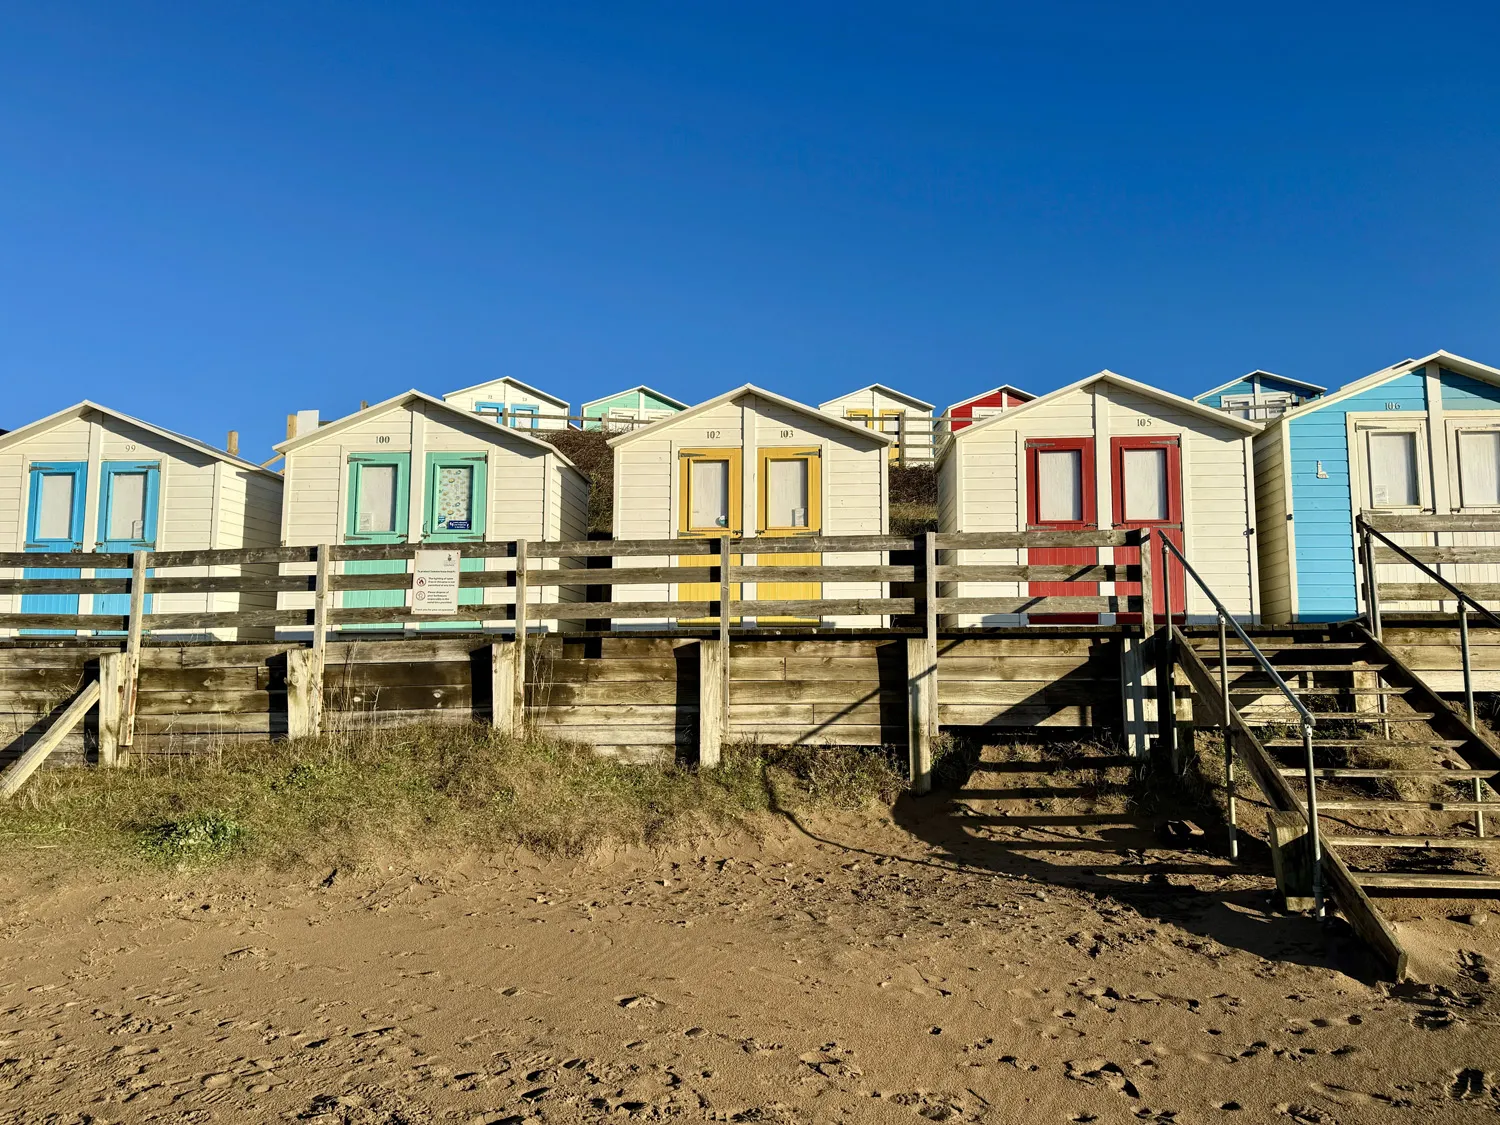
1025, 438, 1098, 623
1110, 436, 1185, 622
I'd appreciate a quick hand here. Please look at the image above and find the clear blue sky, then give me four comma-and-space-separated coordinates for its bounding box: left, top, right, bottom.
3, 2, 1498, 460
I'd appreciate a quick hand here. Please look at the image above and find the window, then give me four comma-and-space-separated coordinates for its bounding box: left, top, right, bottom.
347, 454, 411, 541
759, 450, 821, 532
106, 472, 148, 540
1121, 448, 1169, 521
690, 460, 730, 529
36, 473, 77, 541
1457, 430, 1500, 508
1367, 430, 1420, 507
1220, 395, 1255, 420
1036, 450, 1083, 522
474, 401, 505, 418
508, 405, 539, 430
358, 465, 399, 532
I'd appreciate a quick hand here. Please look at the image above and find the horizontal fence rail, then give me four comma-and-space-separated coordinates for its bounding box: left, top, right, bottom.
0, 529, 1152, 638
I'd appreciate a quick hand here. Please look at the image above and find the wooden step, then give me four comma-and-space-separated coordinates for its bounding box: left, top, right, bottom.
1192, 642, 1365, 653
1229, 687, 1401, 696
1280, 767, 1498, 780
1353, 871, 1500, 891
1201, 661, 1386, 672
1317, 799, 1495, 812
1265, 738, 1468, 749
1330, 835, 1500, 849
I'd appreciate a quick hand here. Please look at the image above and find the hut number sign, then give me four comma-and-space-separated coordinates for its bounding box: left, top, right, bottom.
412, 549, 462, 615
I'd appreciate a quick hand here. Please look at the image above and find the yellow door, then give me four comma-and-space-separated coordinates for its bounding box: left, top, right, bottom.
678, 449, 741, 624
756, 448, 822, 625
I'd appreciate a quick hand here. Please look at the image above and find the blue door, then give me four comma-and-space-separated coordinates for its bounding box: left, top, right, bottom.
507, 404, 539, 429
343, 454, 411, 632
22, 462, 87, 633
94, 462, 160, 625
422, 452, 488, 630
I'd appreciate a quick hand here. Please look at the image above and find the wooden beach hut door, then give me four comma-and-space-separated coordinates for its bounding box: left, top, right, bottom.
21, 462, 87, 633
421, 453, 487, 630
756, 449, 822, 625
1111, 436, 1185, 623
1025, 439, 1097, 623
343, 453, 411, 631
678, 450, 741, 624
93, 462, 160, 630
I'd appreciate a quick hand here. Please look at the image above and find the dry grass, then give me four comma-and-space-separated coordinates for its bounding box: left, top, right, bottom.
0, 725, 905, 872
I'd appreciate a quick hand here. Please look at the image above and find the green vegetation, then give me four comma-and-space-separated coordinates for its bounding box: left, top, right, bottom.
0, 725, 906, 872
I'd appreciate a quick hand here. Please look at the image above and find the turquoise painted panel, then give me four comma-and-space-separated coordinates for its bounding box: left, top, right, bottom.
640, 392, 683, 413
1195, 378, 1255, 407
1440, 369, 1500, 410
582, 390, 643, 429
1288, 370, 1427, 621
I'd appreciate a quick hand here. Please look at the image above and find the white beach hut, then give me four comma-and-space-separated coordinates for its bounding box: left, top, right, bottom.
936, 370, 1262, 624
275, 390, 589, 633
818, 384, 936, 465
0, 401, 283, 639
609, 385, 892, 626
442, 376, 570, 431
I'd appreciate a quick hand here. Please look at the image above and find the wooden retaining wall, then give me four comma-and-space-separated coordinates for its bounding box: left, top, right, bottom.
0, 630, 1124, 770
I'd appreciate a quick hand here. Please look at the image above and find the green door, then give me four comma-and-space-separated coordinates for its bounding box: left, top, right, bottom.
422, 453, 488, 630
343, 454, 411, 633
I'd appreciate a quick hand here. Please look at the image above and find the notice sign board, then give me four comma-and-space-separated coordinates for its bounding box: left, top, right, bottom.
412, 549, 462, 615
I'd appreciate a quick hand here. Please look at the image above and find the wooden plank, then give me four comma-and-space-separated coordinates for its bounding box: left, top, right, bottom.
120, 552, 147, 748
1364, 513, 1500, 533
524, 598, 916, 620
134, 711, 275, 735
98, 652, 125, 768
1328, 836, 1500, 850
324, 638, 485, 664
1355, 872, 1500, 890
134, 689, 283, 716
938, 655, 1098, 680
936, 705, 1095, 727
699, 639, 724, 768
522, 564, 916, 586
933, 530, 1133, 549
1373, 545, 1500, 565
935, 596, 1136, 613
0, 547, 317, 569
491, 642, 517, 733
1380, 582, 1500, 602
934, 564, 1137, 583
0, 681, 101, 799
530, 680, 689, 707
0, 573, 310, 595
286, 648, 320, 738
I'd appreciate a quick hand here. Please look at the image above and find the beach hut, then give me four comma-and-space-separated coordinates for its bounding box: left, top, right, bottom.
819, 384, 935, 465
275, 390, 589, 632
581, 386, 689, 432
936, 370, 1262, 625
939, 384, 1036, 434
0, 401, 283, 639
609, 385, 891, 626
441, 376, 570, 430
1253, 350, 1500, 623
1196, 370, 1325, 421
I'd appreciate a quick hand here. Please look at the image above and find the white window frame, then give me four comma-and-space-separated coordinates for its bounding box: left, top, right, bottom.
1350, 418, 1431, 513
1445, 414, 1500, 513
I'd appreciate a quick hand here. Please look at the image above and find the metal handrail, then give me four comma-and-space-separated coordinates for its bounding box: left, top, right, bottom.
1358, 519, 1500, 631
1153, 532, 1323, 916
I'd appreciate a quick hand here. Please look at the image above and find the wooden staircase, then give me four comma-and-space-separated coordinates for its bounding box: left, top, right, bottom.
1184, 625, 1500, 901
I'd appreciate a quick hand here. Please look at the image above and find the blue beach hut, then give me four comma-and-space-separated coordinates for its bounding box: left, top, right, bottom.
1196, 370, 1325, 421
1253, 351, 1500, 622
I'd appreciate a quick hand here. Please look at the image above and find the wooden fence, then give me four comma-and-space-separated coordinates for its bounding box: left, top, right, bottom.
0, 531, 1155, 786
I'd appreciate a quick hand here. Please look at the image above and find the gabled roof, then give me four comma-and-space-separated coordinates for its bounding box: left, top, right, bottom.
0, 401, 282, 480
580, 385, 690, 412
1279, 350, 1500, 420
609, 384, 895, 448
274, 389, 580, 470
1195, 370, 1327, 402
949, 370, 1263, 445
818, 383, 935, 412
441, 375, 569, 409
944, 384, 1037, 413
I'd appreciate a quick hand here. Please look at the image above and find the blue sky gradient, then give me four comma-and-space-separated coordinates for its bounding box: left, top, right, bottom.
3, 2, 1498, 459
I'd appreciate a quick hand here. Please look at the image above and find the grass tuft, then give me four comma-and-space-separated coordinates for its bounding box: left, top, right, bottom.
0, 724, 906, 873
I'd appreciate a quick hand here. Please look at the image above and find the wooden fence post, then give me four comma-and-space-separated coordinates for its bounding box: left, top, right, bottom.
699, 638, 725, 768
718, 533, 731, 737
305, 545, 329, 737
924, 531, 939, 742
286, 647, 321, 739
98, 651, 125, 767
907, 637, 935, 794
118, 550, 148, 753
491, 641, 519, 734
513, 539, 529, 728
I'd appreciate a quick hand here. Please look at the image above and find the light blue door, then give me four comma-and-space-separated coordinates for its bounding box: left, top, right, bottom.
22, 463, 87, 633
343, 454, 411, 632
507, 404, 539, 429
94, 462, 160, 625
422, 452, 488, 630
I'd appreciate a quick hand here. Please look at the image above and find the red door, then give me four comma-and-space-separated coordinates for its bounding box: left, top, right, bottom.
1111, 436, 1185, 622
1025, 438, 1097, 623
